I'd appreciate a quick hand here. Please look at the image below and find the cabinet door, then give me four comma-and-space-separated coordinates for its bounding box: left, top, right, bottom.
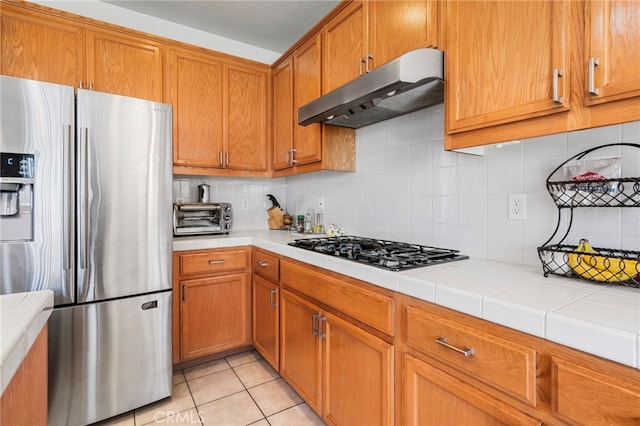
322, 1, 367, 93
1, 7, 84, 88
551, 356, 640, 424
445, 0, 570, 133
293, 34, 323, 166
403, 354, 541, 426
368, 1, 437, 70
225, 63, 268, 171
272, 58, 294, 171
252, 274, 279, 370
323, 312, 394, 426
169, 49, 224, 169
585, 0, 640, 105
180, 274, 250, 361
280, 289, 322, 414
85, 28, 163, 102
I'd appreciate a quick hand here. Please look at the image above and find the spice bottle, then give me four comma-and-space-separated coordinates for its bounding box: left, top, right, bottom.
304, 209, 313, 233
296, 215, 305, 233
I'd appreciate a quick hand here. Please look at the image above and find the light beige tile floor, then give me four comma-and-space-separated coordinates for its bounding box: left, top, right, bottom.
94, 350, 325, 426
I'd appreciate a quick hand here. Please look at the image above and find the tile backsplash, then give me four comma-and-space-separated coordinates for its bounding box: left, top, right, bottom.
175, 105, 640, 266
172, 176, 286, 231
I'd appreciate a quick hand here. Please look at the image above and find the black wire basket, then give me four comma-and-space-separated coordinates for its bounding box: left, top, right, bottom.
538, 243, 640, 288
547, 177, 640, 208
537, 143, 640, 288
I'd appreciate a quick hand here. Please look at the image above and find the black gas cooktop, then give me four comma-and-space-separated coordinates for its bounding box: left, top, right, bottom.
288, 235, 468, 272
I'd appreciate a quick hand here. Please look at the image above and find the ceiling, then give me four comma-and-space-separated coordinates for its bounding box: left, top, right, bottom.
101, 0, 340, 54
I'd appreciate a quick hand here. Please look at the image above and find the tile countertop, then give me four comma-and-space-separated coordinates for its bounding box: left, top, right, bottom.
0, 290, 53, 394
174, 230, 640, 370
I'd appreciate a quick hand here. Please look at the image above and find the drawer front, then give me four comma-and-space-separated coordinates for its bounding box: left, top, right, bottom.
551, 356, 640, 425
281, 258, 395, 336
405, 304, 536, 406
252, 248, 280, 282
180, 248, 248, 276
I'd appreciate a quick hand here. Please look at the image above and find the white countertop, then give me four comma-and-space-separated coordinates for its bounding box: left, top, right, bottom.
0, 290, 53, 394
174, 230, 640, 370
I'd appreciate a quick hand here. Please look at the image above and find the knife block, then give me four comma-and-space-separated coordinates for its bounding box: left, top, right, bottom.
267, 207, 284, 229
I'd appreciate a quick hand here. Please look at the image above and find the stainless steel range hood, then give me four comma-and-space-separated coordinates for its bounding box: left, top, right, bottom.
298, 48, 444, 129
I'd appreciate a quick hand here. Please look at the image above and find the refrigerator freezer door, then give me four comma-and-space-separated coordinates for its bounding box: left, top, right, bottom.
76, 90, 172, 302
0, 76, 75, 305
48, 291, 172, 425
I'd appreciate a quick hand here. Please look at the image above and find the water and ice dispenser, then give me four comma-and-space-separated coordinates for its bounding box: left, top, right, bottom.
0, 152, 35, 241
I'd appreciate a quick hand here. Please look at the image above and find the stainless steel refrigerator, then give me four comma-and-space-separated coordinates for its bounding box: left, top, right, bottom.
0, 76, 173, 425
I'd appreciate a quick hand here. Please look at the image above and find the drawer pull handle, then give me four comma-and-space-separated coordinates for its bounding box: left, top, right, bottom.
436, 337, 475, 357
257, 261, 269, 267
208, 259, 225, 265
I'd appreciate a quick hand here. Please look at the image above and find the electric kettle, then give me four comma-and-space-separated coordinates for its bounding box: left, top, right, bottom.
198, 183, 210, 203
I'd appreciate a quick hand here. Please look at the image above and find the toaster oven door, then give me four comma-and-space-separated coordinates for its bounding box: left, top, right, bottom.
173, 204, 223, 235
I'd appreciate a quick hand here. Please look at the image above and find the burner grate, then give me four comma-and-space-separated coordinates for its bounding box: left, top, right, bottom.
289, 235, 468, 271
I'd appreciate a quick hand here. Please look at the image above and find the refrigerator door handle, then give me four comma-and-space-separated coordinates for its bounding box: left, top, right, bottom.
79, 127, 89, 270
63, 124, 73, 271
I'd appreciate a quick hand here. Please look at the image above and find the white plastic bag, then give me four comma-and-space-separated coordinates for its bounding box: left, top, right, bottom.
560, 156, 621, 205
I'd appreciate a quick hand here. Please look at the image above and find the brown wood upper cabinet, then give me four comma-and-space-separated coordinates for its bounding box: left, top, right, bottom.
443, 0, 640, 150
272, 34, 322, 171
1, 4, 85, 89
584, 0, 640, 106
170, 47, 269, 176
169, 48, 224, 169
1, 2, 162, 101
85, 28, 163, 102
445, 0, 571, 134
322, 0, 437, 94
271, 33, 356, 176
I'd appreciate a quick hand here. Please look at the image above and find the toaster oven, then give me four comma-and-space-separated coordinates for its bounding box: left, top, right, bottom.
173, 202, 233, 236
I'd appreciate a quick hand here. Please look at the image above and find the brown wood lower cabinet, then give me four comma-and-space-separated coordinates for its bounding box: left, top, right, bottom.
551, 356, 640, 425
252, 247, 281, 370
0, 325, 48, 426
401, 295, 640, 426
190, 247, 640, 426
280, 289, 323, 413
172, 247, 250, 365
323, 310, 393, 426
252, 273, 279, 369
180, 273, 250, 361
403, 353, 540, 426
279, 280, 394, 426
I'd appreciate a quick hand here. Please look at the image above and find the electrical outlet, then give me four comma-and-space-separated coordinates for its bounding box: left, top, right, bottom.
318, 197, 325, 213
242, 199, 249, 210
508, 194, 526, 220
